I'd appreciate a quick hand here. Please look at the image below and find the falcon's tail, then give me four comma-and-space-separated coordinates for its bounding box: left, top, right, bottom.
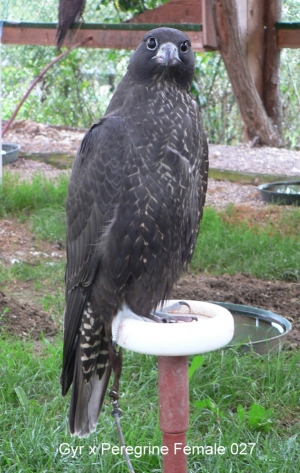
69, 353, 111, 437
68, 323, 112, 437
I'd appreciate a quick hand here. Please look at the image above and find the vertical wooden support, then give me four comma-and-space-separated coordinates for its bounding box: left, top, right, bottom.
237, 0, 282, 135
158, 356, 189, 473
212, 0, 281, 146
247, 0, 265, 100
202, 0, 218, 50
263, 0, 282, 136
235, 0, 248, 49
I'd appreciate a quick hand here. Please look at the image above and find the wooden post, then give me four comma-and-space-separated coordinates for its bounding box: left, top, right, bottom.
247, 0, 265, 100
202, 0, 218, 50
158, 356, 189, 473
236, 0, 265, 141
236, 0, 282, 138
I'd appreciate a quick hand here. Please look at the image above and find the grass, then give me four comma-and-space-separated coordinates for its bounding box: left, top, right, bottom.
1, 338, 300, 472
0, 172, 69, 218
191, 206, 300, 281
31, 206, 66, 243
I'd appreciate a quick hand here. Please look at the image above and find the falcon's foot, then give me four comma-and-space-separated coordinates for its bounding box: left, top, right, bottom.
111, 302, 197, 347
149, 301, 197, 323
108, 344, 123, 417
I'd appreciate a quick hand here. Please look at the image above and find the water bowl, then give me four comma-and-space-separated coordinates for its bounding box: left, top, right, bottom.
1, 143, 20, 165
258, 180, 300, 205
211, 302, 292, 354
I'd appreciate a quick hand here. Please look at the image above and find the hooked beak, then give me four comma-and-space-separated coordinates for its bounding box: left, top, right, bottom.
152, 42, 181, 66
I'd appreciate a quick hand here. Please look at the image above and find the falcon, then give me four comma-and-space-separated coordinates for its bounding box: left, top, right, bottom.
56, 0, 86, 49
61, 27, 209, 437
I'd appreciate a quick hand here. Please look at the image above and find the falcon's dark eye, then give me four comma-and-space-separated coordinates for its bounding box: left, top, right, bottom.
147, 36, 158, 51
180, 41, 189, 53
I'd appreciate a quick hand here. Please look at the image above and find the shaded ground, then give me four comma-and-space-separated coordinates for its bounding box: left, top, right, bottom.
0, 290, 57, 339
1, 272, 299, 348
0, 217, 64, 264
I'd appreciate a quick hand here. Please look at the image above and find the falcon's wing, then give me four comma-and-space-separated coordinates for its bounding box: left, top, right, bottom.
180, 101, 208, 267
62, 116, 125, 394
56, 0, 86, 49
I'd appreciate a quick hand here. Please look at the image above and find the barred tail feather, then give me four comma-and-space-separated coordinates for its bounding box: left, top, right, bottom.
69, 348, 111, 437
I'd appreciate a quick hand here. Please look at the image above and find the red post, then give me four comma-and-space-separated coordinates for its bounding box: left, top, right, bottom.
158, 356, 189, 473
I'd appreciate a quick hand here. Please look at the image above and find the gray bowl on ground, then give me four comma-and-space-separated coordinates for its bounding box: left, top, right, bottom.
210, 302, 292, 354
2, 143, 20, 165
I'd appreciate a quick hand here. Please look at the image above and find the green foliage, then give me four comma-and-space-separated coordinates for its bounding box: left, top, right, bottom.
2, 45, 124, 128
192, 53, 243, 144
237, 404, 274, 433
194, 397, 224, 419
280, 48, 300, 148
2, 0, 300, 146
188, 354, 204, 380
14, 385, 29, 407
282, 1, 300, 21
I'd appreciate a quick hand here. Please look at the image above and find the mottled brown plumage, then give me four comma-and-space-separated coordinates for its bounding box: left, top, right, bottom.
56, 0, 86, 49
62, 27, 208, 436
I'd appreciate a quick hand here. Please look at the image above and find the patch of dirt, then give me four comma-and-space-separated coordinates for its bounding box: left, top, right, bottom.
0, 290, 58, 339
0, 218, 65, 264
209, 143, 300, 176
174, 273, 300, 349
0, 218, 63, 339
4, 119, 85, 155
2, 271, 299, 347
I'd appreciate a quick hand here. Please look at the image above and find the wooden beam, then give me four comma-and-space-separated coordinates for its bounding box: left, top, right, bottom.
276, 21, 300, 29
127, 0, 202, 25
276, 22, 300, 48
2, 21, 202, 31
277, 29, 300, 48
2, 22, 204, 51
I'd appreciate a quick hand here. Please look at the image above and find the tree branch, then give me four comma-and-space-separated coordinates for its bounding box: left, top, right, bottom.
212, 0, 282, 147
2, 35, 93, 137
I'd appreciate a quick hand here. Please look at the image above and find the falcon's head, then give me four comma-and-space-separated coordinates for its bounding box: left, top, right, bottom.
128, 27, 195, 89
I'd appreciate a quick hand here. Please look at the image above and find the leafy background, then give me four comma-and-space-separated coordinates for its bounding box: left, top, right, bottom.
1, 0, 300, 147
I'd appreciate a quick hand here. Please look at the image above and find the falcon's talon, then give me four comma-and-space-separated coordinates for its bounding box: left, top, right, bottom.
149, 308, 197, 324
109, 389, 120, 401
161, 300, 192, 314
150, 300, 196, 323
109, 390, 122, 418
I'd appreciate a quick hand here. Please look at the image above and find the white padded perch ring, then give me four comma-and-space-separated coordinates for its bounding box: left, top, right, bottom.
112, 300, 234, 356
